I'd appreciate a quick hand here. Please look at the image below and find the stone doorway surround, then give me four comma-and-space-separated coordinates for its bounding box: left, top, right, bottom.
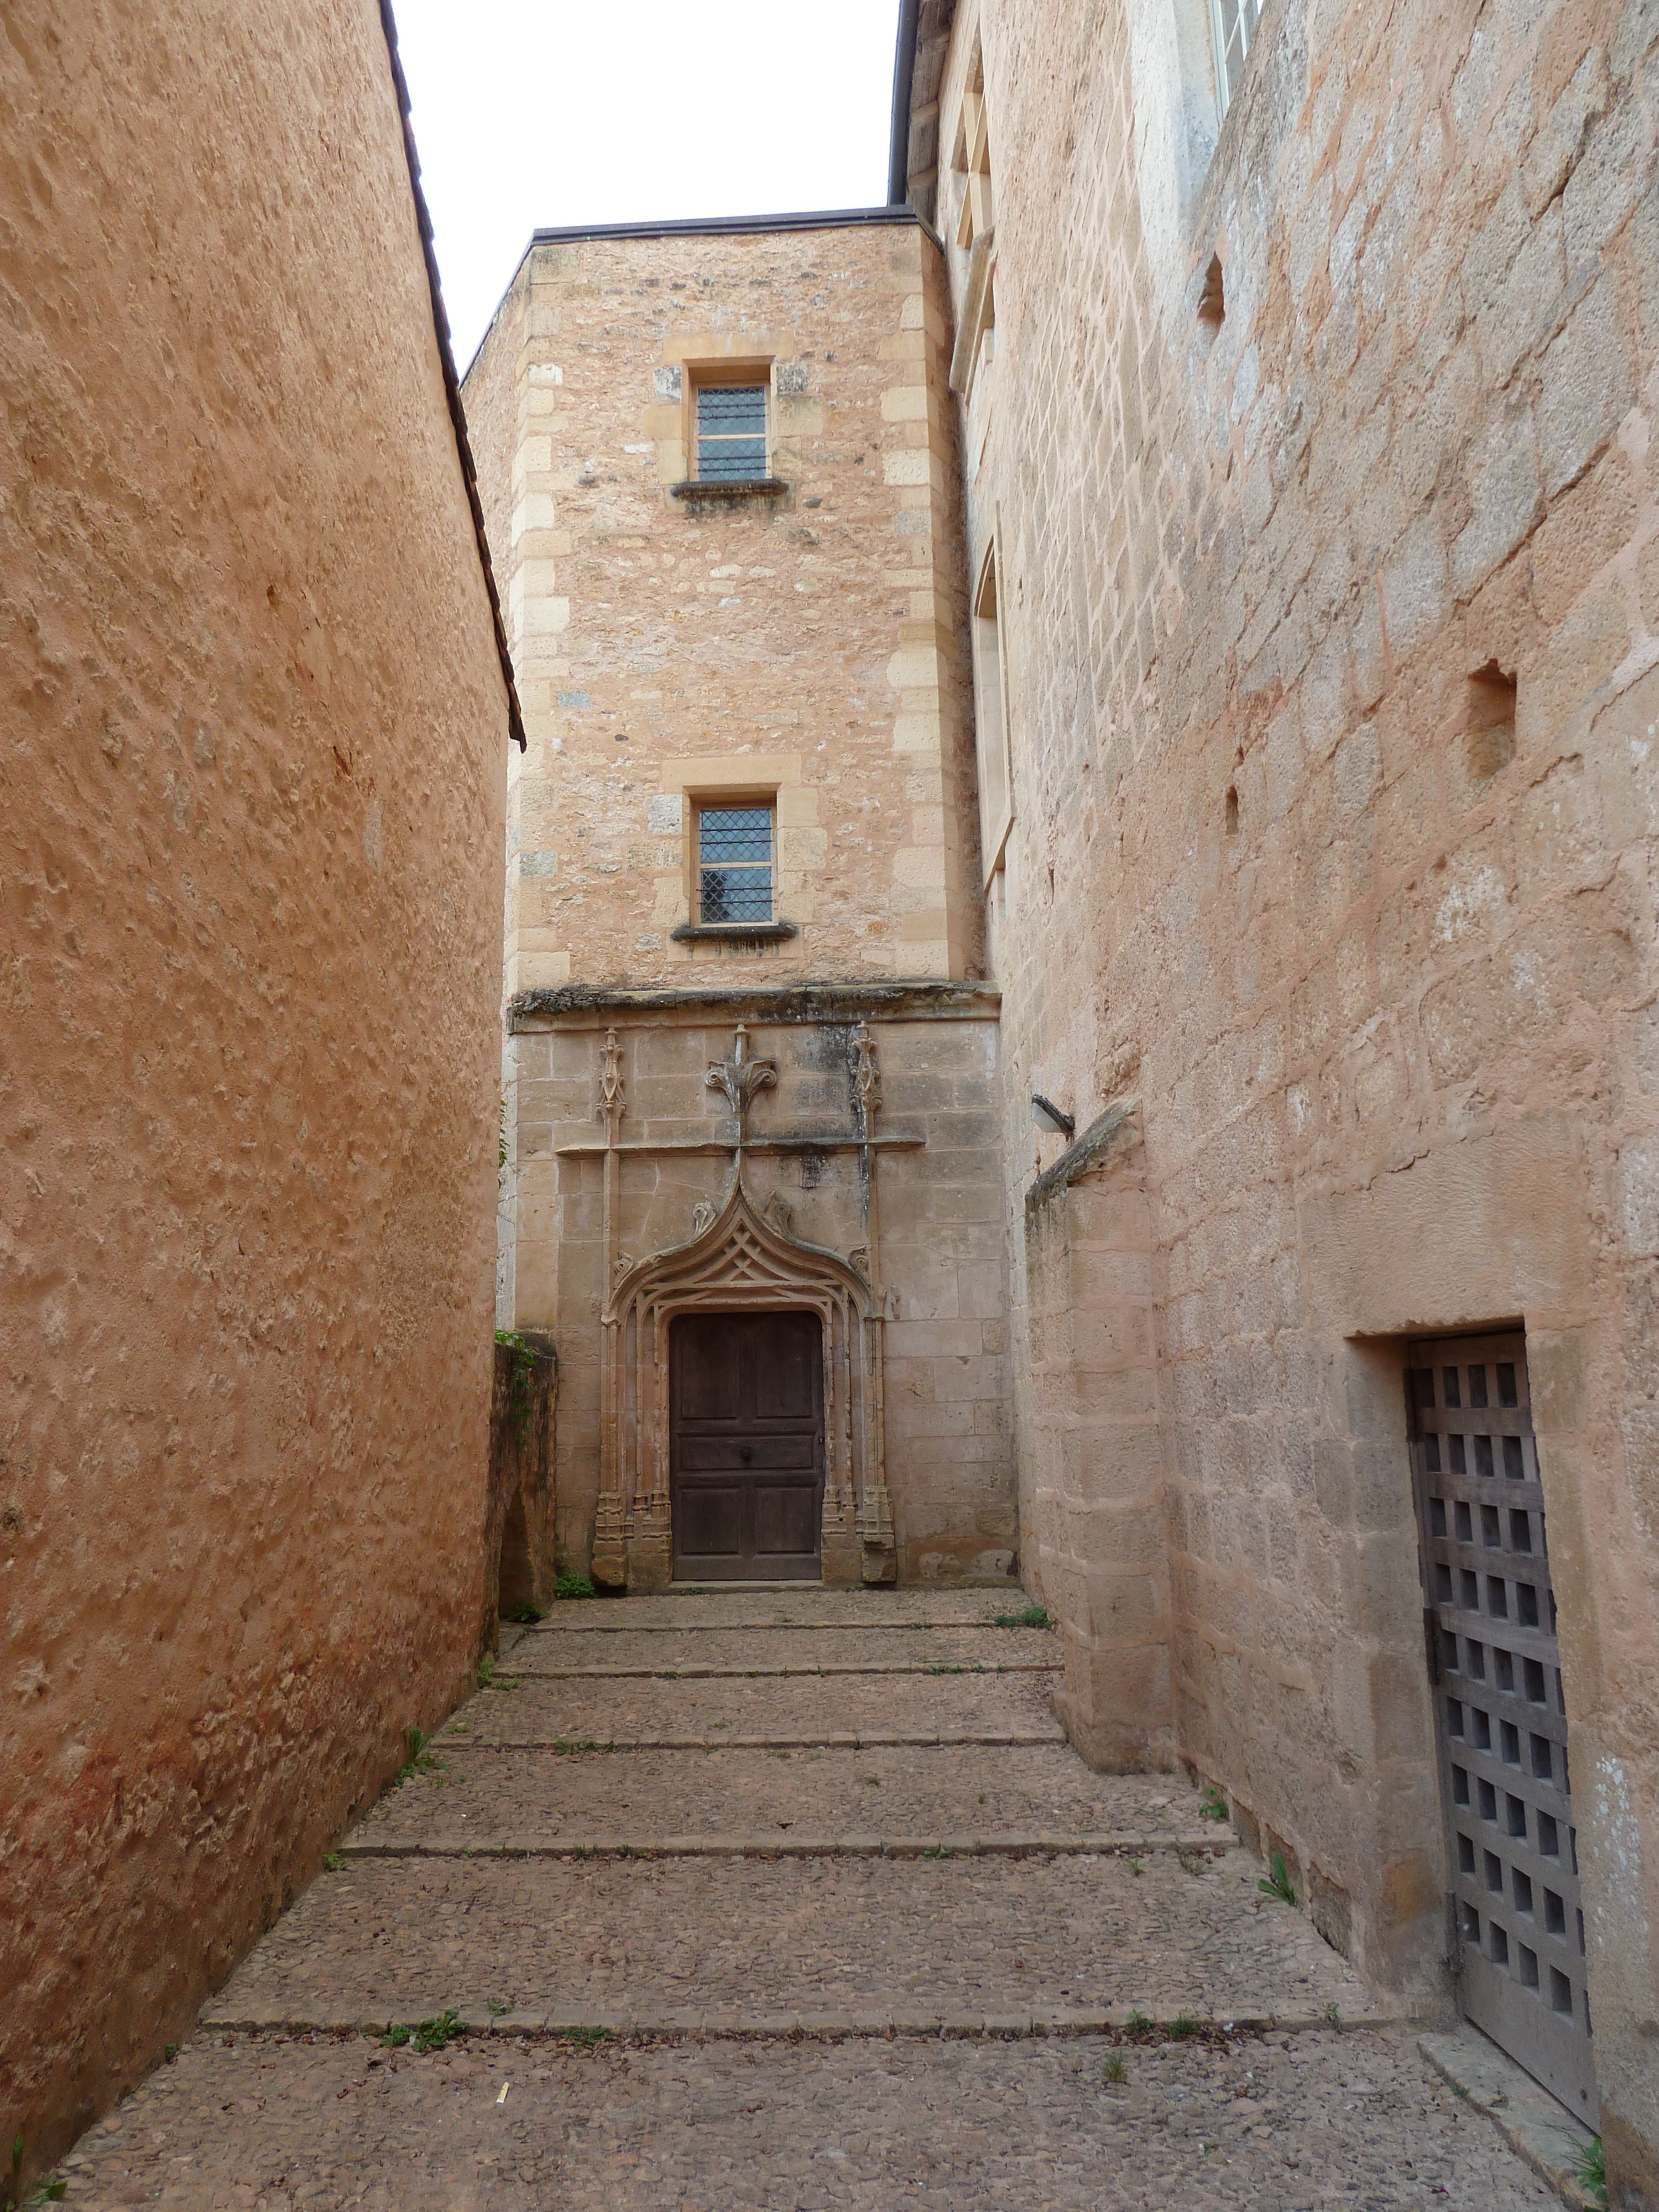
599, 1180, 890, 1590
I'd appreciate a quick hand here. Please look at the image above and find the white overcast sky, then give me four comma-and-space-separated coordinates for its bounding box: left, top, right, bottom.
392, 0, 902, 371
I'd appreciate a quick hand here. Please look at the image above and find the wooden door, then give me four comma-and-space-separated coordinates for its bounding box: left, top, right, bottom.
670, 1310, 824, 1582
1410, 1333, 1597, 2122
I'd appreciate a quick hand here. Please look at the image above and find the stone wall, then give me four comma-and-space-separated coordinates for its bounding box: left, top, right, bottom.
510, 984, 1014, 1586
0, 0, 512, 2182
464, 213, 981, 1000
918, 0, 1659, 2184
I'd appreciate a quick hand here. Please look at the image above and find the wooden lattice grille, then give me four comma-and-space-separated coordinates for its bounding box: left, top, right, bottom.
1410, 1332, 1596, 2120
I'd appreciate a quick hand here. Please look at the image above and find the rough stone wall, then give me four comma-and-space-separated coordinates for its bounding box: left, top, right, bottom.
463, 218, 982, 1004
512, 993, 1014, 1584
0, 0, 510, 2180
928, 0, 1659, 2182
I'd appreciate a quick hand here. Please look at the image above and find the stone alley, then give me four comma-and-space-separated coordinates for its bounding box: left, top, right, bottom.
45, 1594, 1577, 2208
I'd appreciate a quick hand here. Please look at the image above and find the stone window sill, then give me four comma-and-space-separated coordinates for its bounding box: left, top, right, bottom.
670, 920, 799, 944
669, 477, 790, 503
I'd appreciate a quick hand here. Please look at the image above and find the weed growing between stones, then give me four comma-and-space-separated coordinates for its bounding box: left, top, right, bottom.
1103, 2053, 1127, 2084
554, 2027, 612, 2048
555, 1571, 597, 1600
1577, 2137, 1606, 2207
477, 1656, 497, 1691
1168, 2013, 1197, 2041
394, 1725, 447, 1787
1258, 1851, 1296, 1906
1198, 1784, 1228, 1822
508, 1601, 546, 1624
382, 2011, 466, 2053
993, 1602, 1050, 1629
323, 1853, 346, 1872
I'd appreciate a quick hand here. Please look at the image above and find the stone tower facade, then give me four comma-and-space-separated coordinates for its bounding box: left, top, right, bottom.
466, 213, 1018, 1590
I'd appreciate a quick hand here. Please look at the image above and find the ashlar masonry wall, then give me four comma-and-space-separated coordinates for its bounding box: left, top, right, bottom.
0, 0, 512, 2183
919, 0, 1659, 2185
510, 983, 1015, 1589
465, 214, 981, 1004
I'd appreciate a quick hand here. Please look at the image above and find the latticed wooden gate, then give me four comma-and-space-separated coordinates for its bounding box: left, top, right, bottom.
1410, 1333, 1596, 2120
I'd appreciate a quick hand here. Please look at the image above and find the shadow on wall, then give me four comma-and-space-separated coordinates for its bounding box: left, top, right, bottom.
487, 1335, 557, 1636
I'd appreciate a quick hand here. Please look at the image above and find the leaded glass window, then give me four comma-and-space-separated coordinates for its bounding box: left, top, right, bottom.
695, 384, 768, 482
697, 805, 773, 924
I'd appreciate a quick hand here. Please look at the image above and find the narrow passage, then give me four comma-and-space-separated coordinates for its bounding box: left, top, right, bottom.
56, 1592, 1563, 2208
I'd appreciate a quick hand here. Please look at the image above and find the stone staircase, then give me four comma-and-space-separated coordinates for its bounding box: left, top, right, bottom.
50, 1591, 1571, 2210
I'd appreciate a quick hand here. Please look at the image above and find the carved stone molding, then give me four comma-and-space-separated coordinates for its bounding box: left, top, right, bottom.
591, 1181, 895, 1593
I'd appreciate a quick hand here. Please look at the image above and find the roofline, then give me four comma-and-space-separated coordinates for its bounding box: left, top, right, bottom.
375, 0, 525, 750
529, 206, 919, 246
888, 0, 923, 206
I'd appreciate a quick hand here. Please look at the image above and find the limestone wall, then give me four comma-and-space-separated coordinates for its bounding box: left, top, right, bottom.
511, 988, 1015, 1585
464, 216, 982, 998
0, 0, 511, 2178
924, 0, 1659, 2180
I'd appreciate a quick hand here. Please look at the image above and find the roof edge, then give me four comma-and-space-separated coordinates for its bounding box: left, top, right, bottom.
529, 206, 919, 246
888, 0, 923, 205
375, 0, 525, 750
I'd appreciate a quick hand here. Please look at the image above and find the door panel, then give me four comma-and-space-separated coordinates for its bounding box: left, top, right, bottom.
671, 1311, 824, 1582
1411, 1332, 1597, 2122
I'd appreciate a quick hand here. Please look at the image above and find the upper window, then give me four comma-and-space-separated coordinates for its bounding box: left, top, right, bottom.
697, 804, 774, 923
948, 42, 997, 399
1209, 0, 1262, 118
952, 41, 994, 253
971, 547, 1014, 883
695, 384, 768, 483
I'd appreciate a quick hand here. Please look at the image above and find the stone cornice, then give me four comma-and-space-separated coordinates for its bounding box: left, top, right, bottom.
509, 978, 1001, 1031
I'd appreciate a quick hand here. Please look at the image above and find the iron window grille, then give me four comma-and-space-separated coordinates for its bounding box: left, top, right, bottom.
695, 384, 768, 482
697, 805, 774, 924
1209, 0, 1261, 117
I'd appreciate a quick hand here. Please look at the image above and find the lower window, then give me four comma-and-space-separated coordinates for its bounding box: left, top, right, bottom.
697, 802, 774, 924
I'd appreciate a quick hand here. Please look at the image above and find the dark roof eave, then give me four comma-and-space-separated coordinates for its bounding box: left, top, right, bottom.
888, 0, 923, 205
529, 206, 920, 246
375, 0, 525, 750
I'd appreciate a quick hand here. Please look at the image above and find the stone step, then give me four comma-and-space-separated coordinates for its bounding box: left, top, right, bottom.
59, 2023, 1557, 2212
445, 1666, 1062, 1748
342, 1833, 1225, 1861
523, 1588, 1027, 1633
201, 1850, 1375, 2036
504, 1658, 1058, 1681
361, 1741, 1209, 1846
508, 1623, 1056, 1672
58, 2023, 1559, 2212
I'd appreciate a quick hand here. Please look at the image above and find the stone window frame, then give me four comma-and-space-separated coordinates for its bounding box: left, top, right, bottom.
946, 30, 997, 402
669, 784, 799, 945
970, 535, 1014, 884
674, 359, 784, 496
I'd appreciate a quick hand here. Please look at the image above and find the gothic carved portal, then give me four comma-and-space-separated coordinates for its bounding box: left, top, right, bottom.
593, 1181, 893, 1591
588, 1022, 896, 1593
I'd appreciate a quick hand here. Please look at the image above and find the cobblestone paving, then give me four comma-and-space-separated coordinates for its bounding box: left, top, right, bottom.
46, 1590, 1558, 2207
445, 1667, 1063, 1746
56, 2027, 1557, 2210
357, 1744, 1211, 1845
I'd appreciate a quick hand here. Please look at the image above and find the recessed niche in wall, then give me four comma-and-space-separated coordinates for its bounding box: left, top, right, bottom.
1198, 254, 1225, 329
1464, 661, 1517, 781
